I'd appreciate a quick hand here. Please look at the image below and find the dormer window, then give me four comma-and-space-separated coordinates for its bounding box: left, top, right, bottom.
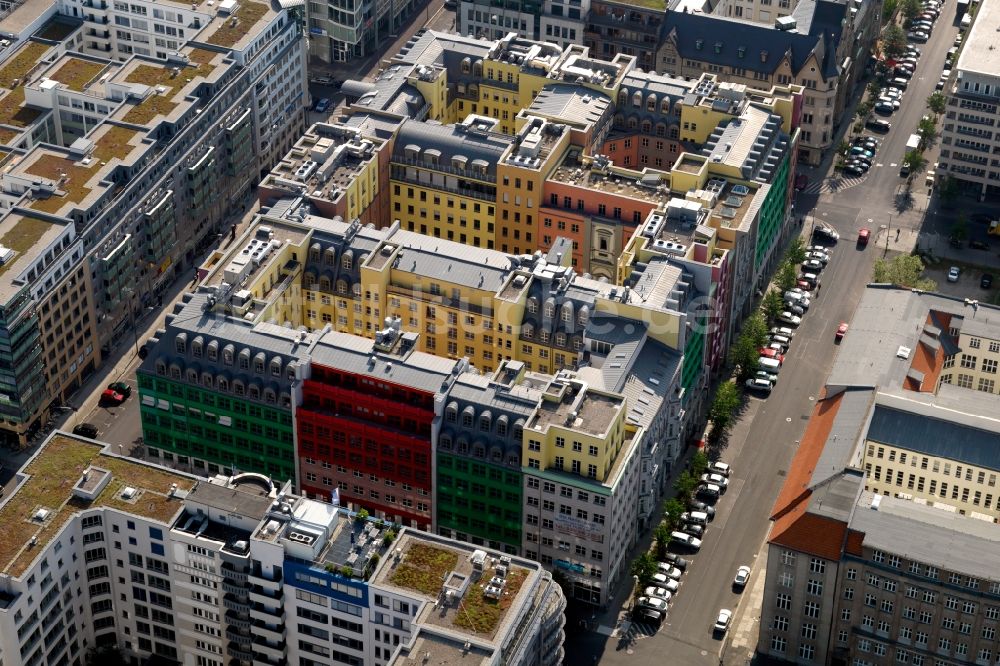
695, 39, 704, 50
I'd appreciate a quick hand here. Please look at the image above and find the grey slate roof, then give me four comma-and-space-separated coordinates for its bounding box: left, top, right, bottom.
851, 491, 1000, 583
390, 229, 513, 292
618, 339, 680, 431
392, 118, 510, 179
662, 10, 828, 78
866, 402, 1000, 473
526, 84, 612, 128
310, 329, 459, 393
811, 389, 874, 488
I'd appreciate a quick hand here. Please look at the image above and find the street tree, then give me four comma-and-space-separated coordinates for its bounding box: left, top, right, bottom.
662, 497, 686, 529
872, 254, 937, 290
786, 237, 808, 264
762, 289, 785, 324
882, 0, 898, 22
926, 91, 946, 116
653, 522, 672, 560
730, 330, 762, 383
903, 149, 928, 176
917, 116, 938, 149
776, 260, 799, 292
743, 311, 769, 349
707, 381, 742, 446
856, 100, 875, 122
630, 552, 659, 588
883, 24, 908, 59
900, 0, 921, 19
691, 450, 710, 476
674, 469, 700, 502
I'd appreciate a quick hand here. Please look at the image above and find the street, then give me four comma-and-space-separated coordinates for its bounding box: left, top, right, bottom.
568, 4, 1000, 665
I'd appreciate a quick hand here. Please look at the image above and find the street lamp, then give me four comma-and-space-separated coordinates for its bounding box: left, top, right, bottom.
630, 574, 639, 610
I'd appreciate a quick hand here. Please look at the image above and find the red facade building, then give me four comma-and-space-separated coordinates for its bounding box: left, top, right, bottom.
296, 330, 459, 528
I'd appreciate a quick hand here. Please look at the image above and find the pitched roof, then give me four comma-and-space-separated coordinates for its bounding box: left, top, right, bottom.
662, 10, 825, 77
769, 509, 850, 561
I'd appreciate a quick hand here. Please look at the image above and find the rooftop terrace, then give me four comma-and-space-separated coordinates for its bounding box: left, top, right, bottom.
115, 48, 223, 126
375, 533, 531, 641
19, 123, 145, 215
0, 212, 69, 300
0, 434, 194, 578
549, 151, 672, 207
0, 41, 52, 128
45, 56, 108, 93
200, 0, 274, 50
265, 124, 379, 201
528, 381, 623, 437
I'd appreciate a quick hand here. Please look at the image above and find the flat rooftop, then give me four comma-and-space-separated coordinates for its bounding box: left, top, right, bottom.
0, 434, 194, 578
549, 151, 672, 207
373, 532, 533, 642
0, 41, 52, 129
111, 48, 225, 126
202, 220, 309, 291
265, 124, 380, 202
39, 54, 109, 93
705, 180, 756, 230
528, 384, 623, 437
395, 632, 494, 666
12, 123, 147, 216
0, 212, 70, 301
3, 0, 57, 35
197, 0, 277, 51
957, 0, 1000, 79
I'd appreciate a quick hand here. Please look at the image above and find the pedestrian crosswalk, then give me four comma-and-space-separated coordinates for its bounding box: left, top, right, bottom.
615, 618, 661, 641
799, 173, 867, 195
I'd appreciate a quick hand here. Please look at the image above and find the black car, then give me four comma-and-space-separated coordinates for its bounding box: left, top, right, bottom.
682, 523, 705, 537
982, 274, 994, 289
970, 239, 991, 250
867, 119, 892, 133
662, 552, 690, 570
72, 423, 99, 438
633, 606, 665, 625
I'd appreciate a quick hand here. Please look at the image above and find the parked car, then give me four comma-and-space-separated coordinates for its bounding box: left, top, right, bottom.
656, 564, 684, 580
850, 146, 875, 158
844, 165, 867, 177
858, 228, 871, 247
758, 347, 785, 363
681, 510, 711, 525
714, 609, 733, 634
745, 378, 773, 394
637, 596, 669, 613
778, 311, 802, 326
651, 577, 680, 593
835, 322, 849, 342
701, 473, 729, 489
802, 259, 824, 272
874, 101, 895, 115
101, 381, 131, 405
682, 523, 705, 537
633, 605, 664, 624
758, 356, 781, 373
770, 333, 792, 347
770, 326, 796, 338
734, 565, 751, 588
807, 250, 830, 264
72, 423, 99, 438
948, 266, 961, 282
661, 553, 690, 570
813, 225, 840, 241
970, 239, 991, 250
644, 586, 673, 602
799, 272, 821, 287
670, 531, 702, 550
709, 461, 731, 477
867, 119, 891, 133
908, 30, 930, 41
689, 500, 717, 517
982, 274, 994, 289
697, 484, 721, 500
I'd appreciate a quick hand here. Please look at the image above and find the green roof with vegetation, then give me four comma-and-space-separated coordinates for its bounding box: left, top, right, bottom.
204, 1, 270, 47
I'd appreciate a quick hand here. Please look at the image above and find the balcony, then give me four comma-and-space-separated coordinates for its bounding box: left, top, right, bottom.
225, 610, 251, 629
222, 564, 249, 583
227, 627, 253, 645
251, 620, 284, 641
228, 642, 254, 661
222, 580, 247, 595
223, 594, 251, 612
251, 653, 286, 666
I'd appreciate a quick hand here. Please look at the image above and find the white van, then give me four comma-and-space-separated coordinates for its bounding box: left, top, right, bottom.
684, 510, 710, 525
759, 357, 781, 372
961, 14, 972, 30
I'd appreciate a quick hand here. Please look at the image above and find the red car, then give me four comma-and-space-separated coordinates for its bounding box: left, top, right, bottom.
797, 279, 816, 291
836, 322, 849, 341
758, 347, 785, 364
101, 389, 127, 405
858, 228, 870, 247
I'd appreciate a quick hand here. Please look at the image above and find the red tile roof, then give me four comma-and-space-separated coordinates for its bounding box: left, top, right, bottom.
768, 393, 850, 561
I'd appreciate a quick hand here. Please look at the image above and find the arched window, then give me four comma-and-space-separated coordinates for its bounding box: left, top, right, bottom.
660, 98, 671, 114
479, 411, 492, 432
628, 117, 638, 130
238, 349, 251, 370
632, 91, 642, 107
618, 89, 629, 106
446, 402, 458, 423
641, 120, 652, 134
646, 94, 657, 112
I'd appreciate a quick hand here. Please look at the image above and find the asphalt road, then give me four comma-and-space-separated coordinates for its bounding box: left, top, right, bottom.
574, 9, 973, 666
